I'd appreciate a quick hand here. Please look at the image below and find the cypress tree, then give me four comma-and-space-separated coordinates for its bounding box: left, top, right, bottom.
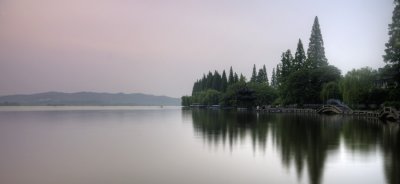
306, 16, 328, 69
239, 73, 246, 82
276, 64, 282, 86
263, 65, 269, 86
192, 80, 198, 95
228, 66, 235, 85
256, 68, 265, 83
250, 64, 257, 82
221, 70, 228, 92
294, 39, 306, 71
256, 64, 269, 85
206, 71, 213, 89
271, 68, 276, 88
201, 74, 206, 90
281, 50, 293, 81
212, 70, 221, 91
234, 73, 239, 83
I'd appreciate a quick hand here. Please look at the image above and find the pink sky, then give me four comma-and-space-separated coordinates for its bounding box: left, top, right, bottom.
0, 0, 393, 97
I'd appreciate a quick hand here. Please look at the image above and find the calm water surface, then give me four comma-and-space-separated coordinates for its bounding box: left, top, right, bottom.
0, 106, 398, 184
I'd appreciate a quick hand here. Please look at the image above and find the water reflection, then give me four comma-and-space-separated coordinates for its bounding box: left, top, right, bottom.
186, 109, 399, 184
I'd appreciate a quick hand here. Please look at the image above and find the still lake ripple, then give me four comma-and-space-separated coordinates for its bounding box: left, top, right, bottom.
0, 106, 398, 184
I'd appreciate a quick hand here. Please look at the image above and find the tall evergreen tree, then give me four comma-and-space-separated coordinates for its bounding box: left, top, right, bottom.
271, 68, 277, 88
239, 73, 246, 82
281, 50, 294, 81
306, 16, 328, 69
257, 68, 265, 83
192, 80, 199, 95
384, 0, 400, 85
256, 64, 269, 85
264, 65, 269, 86
221, 70, 228, 92
200, 74, 206, 90
212, 71, 221, 91
206, 71, 213, 89
228, 66, 235, 85
251, 64, 257, 82
276, 64, 282, 86
234, 73, 239, 83
294, 39, 306, 71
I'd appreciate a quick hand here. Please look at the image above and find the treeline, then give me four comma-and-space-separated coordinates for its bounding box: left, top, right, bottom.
182, 65, 277, 108
182, 15, 400, 109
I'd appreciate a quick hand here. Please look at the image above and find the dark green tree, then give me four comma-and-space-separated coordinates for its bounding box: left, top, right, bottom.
251, 64, 257, 82
280, 50, 294, 82
221, 70, 228, 92
181, 96, 192, 106
383, 0, 400, 100
271, 68, 277, 88
276, 64, 282, 86
339, 67, 378, 108
239, 73, 246, 82
228, 66, 235, 85
306, 16, 328, 69
320, 81, 341, 103
293, 39, 306, 71
234, 72, 239, 83
212, 71, 221, 91
256, 65, 269, 85
264, 65, 269, 86
206, 71, 213, 89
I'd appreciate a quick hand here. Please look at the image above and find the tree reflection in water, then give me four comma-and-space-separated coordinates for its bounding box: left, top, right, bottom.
185, 109, 399, 184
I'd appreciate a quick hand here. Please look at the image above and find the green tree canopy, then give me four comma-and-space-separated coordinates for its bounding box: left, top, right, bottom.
339, 67, 378, 107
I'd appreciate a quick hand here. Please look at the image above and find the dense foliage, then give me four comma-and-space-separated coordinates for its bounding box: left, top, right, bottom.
383, 0, 400, 102
182, 15, 400, 109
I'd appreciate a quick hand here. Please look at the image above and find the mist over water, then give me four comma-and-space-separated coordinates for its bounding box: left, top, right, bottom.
0, 107, 398, 184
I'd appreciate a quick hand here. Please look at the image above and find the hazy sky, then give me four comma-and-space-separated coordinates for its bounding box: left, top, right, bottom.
0, 0, 394, 97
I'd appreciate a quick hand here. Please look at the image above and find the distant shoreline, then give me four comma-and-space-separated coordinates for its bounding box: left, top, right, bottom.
0, 91, 181, 106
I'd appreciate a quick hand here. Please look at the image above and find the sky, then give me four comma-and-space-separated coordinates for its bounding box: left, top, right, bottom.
0, 0, 394, 97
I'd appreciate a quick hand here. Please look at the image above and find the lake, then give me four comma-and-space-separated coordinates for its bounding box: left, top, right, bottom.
0, 106, 398, 184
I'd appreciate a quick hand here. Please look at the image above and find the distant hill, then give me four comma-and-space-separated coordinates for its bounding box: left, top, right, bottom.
0, 92, 181, 106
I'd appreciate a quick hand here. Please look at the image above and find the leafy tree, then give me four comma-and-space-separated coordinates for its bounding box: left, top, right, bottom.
248, 83, 278, 105
192, 89, 222, 105
282, 65, 341, 104
284, 69, 310, 105
339, 67, 377, 107
320, 81, 341, 103
181, 96, 192, 106
383, 0, 400, 100
308, 65, 341, 103
306, 16, 328, 69
293, 39, 306, 71
222, 82, 247, 107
